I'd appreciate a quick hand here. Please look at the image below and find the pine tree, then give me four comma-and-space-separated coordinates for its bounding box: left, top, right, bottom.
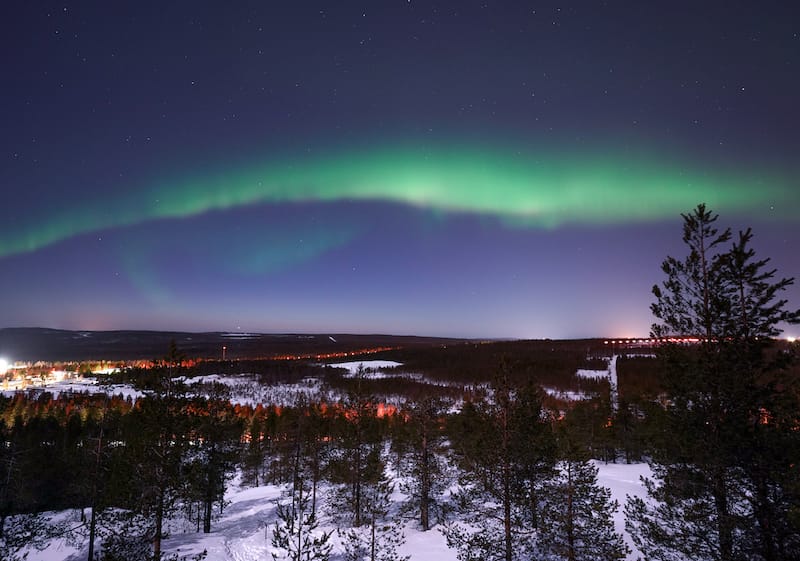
182, 389, 241, 534
270, 477, 333, 561
627, 205, 800, 561
242, 413, 268, 488
327, 367, 385, 528
539, 458, 628, 561
123, 373, 190, 561
0, 415, 65, 561
443, 366, 555, 561
339, 478, 409, 561
650, 203, 731, 341
399, 397, 451, 531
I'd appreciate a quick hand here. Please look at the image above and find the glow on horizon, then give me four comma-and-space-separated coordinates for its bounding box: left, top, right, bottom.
1, 145, 795, 259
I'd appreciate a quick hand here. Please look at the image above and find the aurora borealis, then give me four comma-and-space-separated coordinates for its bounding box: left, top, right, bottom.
2, 145, 795, 259
2, 2, 799, 338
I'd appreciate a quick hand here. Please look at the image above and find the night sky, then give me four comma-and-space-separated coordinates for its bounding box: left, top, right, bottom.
2, 1, 799, 339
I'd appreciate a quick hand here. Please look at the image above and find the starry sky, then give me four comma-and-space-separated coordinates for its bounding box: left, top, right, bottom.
1, 1, 799, 339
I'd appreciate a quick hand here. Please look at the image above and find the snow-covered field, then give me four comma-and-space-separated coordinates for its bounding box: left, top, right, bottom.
184, 373, 338, 407
327, 360, 405, 376
30, 461, 650, 561
326, 360, 466, 391
1, 377, 145, 400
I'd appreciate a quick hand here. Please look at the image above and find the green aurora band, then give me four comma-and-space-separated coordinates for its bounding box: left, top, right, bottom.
3, 146, 795, 258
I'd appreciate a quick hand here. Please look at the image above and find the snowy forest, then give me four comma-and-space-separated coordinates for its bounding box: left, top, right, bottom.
2, 205, 799, 561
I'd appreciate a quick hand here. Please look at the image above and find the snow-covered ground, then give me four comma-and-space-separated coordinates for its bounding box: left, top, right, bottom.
575, 368, 609, 379
327, 360, 404, 375
596, 460, 651, 559
29, 462, 650, 561
542, 386, 596, 401
14, 358, 653, 561
1, 377, 145, 400
2, 372, 336, 408
325, 360, 465, 392
574, 355, 619, 410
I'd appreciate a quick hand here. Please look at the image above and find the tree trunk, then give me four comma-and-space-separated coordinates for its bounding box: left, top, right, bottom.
354, 444, 362, 527
87, 507, 97, 561
529, 482, 538, 530
713, 469, 732, 561
503, 461, 512, 561
420, 430, 430, 531
502, 417, 512, 561
311, 444, 319, 517
154, 491, 164, 561
566, 464, 576, 561
754, 473, 777, 561
203, 496, 213, 533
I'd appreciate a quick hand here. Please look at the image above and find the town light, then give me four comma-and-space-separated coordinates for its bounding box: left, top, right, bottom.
0, 358, 8, 375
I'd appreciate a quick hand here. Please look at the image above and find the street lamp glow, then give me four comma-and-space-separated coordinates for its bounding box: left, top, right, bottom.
0, 358, 8, 376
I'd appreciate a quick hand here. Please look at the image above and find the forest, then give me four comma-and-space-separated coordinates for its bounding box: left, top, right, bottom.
2, 205, 799, 561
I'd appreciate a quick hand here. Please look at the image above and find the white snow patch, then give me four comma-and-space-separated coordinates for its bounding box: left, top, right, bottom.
575, 368, 609, 379
542, 386, 595, 401
595, 460, 652, 561
327, 360, 403, 374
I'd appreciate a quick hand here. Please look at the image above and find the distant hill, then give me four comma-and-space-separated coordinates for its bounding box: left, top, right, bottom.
0, 327, 472, 362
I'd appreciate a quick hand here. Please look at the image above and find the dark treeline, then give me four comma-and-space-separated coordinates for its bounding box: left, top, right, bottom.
378, 339, 610, 386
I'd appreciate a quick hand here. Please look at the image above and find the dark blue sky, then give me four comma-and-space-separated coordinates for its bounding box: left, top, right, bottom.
1, 1, 798, 338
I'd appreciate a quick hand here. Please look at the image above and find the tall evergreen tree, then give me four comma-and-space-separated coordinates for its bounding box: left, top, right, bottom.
241, 411, 270, 488
327, 367, 385, 528
182, 388, 242, 534
627, 205, 800, 561
122, 361, 191, 561
399, 397, 451, 531
443, 366, 555, 561
539, 458, 627, 561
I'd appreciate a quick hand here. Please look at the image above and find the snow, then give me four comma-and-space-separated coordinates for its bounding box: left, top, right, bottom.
402, 526, 456, 561
26, 461, 652, 561
1, 373, 332, 407
17, 359, 653, 561
0, 377, 145, 400
164, 482, 284, 561
326, 360, 404, 375
575, 368, 609, 379
542, 386, 595, 401
574, 355, 619, 411
608, 354, 619, 411
595, 460, 652, 560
